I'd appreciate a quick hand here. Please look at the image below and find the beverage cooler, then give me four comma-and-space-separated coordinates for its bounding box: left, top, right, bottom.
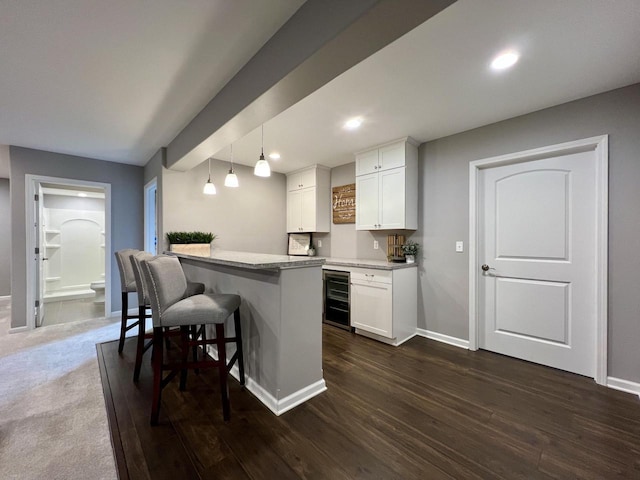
323, 270, 351, 331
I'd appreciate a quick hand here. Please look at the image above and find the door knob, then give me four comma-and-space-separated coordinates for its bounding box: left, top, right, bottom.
42, 258, 49, 261
481, 264, 490, 271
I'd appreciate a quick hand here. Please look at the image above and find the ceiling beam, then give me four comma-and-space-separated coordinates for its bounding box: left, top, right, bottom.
165, 0, 456, 171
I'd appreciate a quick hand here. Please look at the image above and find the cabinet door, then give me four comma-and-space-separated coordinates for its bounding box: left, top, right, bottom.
298, 168, 316, 189
300, 187, 317, 232
378, 142, 405, 171
379, 167, 406, 229
355, 149, 379, 176
356, 172, 379, 230
287, 172, 301, 192
287, 190, 302, 232
351, 279, 393, 338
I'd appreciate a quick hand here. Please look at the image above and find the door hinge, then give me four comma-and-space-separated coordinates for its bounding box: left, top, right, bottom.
35, 300, 40, 308
35, 247, 40, 255
34, 194, 39, 201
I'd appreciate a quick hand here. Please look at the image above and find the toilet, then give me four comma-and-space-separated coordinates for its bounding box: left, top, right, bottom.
90, 280, 105, 305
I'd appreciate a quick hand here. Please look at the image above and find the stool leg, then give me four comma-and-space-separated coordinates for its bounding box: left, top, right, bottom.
216, 323, 230, 422
133, 305, 146, 382
118, 292, 129, 353
150, 327, 164, 425
179, 326, 189, 391
233, 309, 245, 387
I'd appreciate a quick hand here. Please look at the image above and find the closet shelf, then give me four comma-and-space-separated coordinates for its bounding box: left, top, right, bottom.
44, 229, 60, 234
45, 277, 61, 282
46, 244, 61, 248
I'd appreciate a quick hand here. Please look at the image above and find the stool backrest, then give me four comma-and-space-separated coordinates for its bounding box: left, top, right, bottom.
130, 251, 154, 307
115, 249, 140, 293
141, 255, 188, 327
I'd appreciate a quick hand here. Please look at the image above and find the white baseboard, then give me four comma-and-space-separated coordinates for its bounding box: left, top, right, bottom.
211, 346, 327, 416
416, 328, 470, 349
607, 377, 640, 399
9, 326, 29, 334
109, 308, 138, 318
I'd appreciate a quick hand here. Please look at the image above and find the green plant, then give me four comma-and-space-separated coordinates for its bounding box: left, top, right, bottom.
401, 240, 420, 256
166, 231, 216, 244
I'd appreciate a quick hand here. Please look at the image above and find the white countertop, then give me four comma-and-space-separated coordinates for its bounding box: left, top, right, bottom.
169, 249, 325, 270
323, 257, 417, 270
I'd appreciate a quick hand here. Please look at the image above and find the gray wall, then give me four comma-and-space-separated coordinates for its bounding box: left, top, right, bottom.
417, 83, 640, 382
10, 147, 144, 328
0, 179, 11, 296
162, 157, 287, 254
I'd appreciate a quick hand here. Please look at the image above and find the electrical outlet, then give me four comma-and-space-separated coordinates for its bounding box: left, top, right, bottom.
456, 241, 464, 253
317, 240, 322, 247
373, 240, 379, 250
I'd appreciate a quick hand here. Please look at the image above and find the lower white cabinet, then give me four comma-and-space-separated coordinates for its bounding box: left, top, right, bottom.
348, 266, 417, 345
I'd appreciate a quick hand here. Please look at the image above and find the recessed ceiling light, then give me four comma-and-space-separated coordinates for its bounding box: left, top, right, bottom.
344, 117, 362, 130
77, 192, 87, 197
491, 51, 519, 70
269, 152, 280, 160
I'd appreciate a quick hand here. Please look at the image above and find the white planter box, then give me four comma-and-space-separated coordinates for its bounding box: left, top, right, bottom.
169, 243, 211, 257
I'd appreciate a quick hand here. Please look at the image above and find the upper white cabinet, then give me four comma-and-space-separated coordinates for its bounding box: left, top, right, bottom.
355, 137, 418, 230
286, 165, 330, 233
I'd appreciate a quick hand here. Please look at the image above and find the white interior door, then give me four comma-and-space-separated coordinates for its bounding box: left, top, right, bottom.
479, 150, 597, 377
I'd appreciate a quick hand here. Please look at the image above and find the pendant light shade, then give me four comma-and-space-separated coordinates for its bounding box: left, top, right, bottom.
224, 144, 239, 187
254, 125, 271, 177
203, 158, 216, 195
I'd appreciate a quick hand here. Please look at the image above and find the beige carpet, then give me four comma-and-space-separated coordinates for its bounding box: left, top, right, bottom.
0, 297, 120, 479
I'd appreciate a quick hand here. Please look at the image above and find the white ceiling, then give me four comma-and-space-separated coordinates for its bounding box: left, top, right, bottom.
0, 0, 304, 165
1, 1, 640, 174
216, 0, 640, 173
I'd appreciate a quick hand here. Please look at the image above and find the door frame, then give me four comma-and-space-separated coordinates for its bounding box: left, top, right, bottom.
468, 135, 609, 385
25, 174, 112, 329
144, 177, 158, 254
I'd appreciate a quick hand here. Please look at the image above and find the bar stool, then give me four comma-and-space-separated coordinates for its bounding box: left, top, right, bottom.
114, 249, 141, 353
141, 255, 245, 424
129, 251, 205, 382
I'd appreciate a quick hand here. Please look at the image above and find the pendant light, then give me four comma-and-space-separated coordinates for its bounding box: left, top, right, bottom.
254, 124, 271, 177
224, 144, 239, 188
203, 157, 217, 195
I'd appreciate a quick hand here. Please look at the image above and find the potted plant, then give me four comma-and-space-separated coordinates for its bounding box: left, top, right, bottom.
167, 231, 216, 257
401, 240, 420, 264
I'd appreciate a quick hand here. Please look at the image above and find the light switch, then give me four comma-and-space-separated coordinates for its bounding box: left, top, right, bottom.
317, 240, 322, 247
456, 241, 464, 253
373, 240, 379, 250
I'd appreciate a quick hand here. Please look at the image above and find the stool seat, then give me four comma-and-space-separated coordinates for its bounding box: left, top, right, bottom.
162, 294, 240, 326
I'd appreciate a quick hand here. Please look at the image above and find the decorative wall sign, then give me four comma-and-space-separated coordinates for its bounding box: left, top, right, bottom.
332, 183, 356, 224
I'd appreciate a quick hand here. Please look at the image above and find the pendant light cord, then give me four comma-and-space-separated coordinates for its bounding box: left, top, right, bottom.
208, 157, 212, 181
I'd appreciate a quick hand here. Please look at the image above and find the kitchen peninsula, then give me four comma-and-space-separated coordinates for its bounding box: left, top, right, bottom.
171, 250, 326, 416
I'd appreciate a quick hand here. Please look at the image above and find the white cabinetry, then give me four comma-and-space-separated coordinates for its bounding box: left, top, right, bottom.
355, 138, 418, 230
342, 266, 417, 346
286, 165, 330, 233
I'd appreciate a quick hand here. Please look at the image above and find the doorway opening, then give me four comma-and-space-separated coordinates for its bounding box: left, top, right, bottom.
26, 175, 112, 329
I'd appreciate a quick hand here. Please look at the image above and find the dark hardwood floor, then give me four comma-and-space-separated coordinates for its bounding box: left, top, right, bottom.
98, 325, 640, 479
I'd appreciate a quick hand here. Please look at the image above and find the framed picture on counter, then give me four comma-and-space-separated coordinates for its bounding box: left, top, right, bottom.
288, 233, 311, 256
